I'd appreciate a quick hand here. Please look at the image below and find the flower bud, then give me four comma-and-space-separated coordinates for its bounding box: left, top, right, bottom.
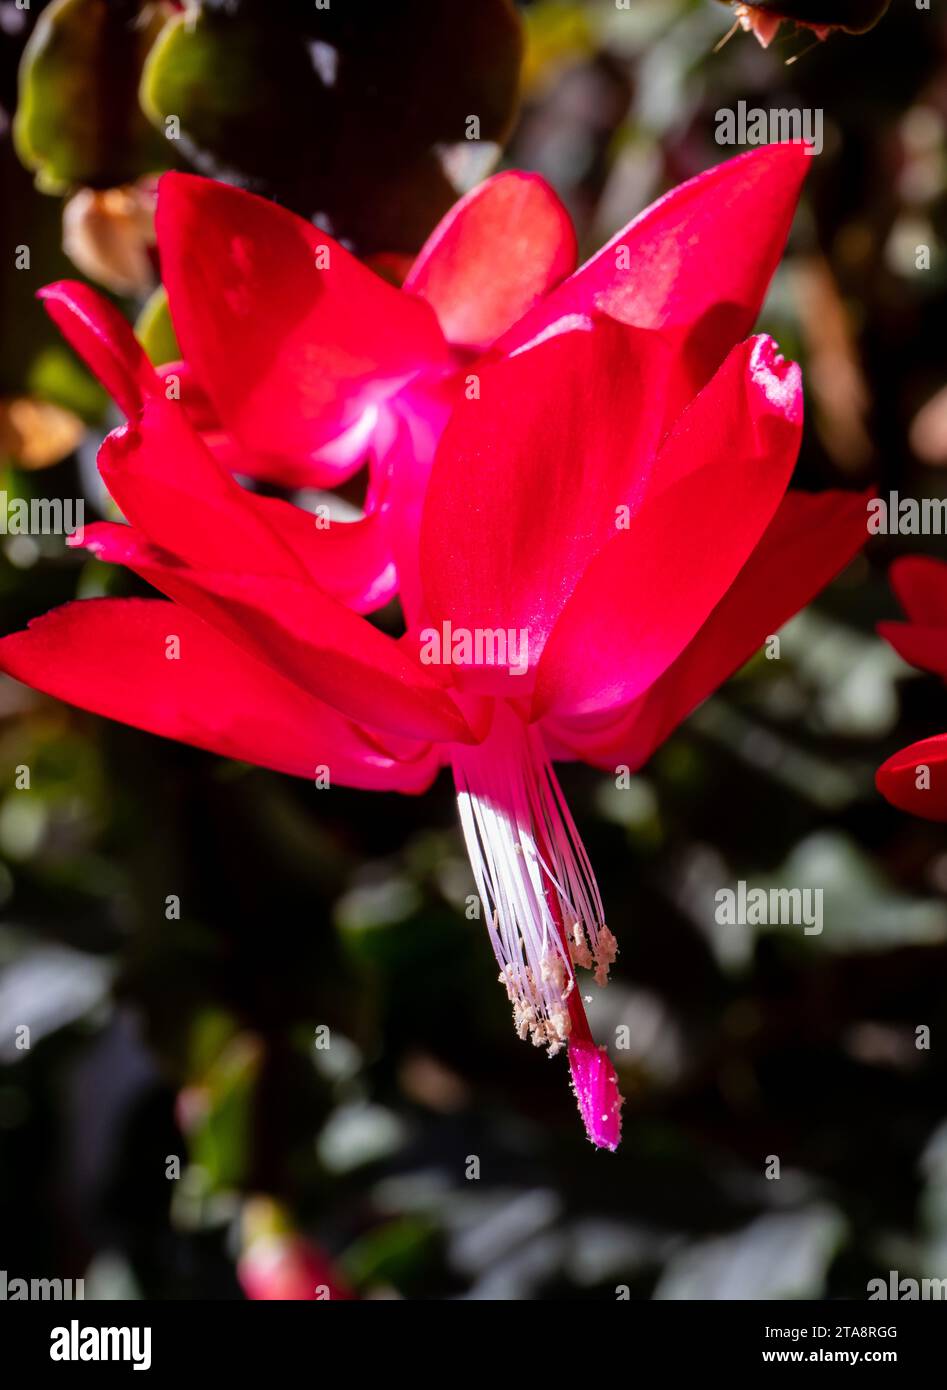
722, 1, 892, 47
62, 183, 157, 297
0, 397, 83, 470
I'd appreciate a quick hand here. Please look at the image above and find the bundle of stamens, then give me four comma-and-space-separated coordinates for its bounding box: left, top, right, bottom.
453, 709, 617, 1059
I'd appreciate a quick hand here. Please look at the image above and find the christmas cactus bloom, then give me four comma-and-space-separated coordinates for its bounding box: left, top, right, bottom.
876, 557, 947, 820
0, 148, 869, 1149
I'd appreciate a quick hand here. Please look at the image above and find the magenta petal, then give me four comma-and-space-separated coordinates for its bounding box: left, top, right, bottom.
156, 172, 448, 470
420, 319, 675, 682
497, 144, 809, 415
533, 335, 802, 720
38, 280, 160, 418
404, 170, 577, 352
546, 488, 869, 771
0, 598, 441, 792
877, 734, 947, 822
889, 555, 947, 627
568, 1039, 624, 1151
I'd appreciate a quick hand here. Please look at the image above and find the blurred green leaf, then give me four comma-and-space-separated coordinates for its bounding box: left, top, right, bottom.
187, 1030, 262, 1191
135, 283, 179, 366
0, 134, 86, 402
342, 1217, 440, 1291
25, 344, 108, 422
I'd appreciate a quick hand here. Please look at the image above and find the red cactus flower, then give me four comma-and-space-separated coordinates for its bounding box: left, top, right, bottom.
722, 1, 892, 48
39, 145, 818, 616
0, 148, 868, 1148
876, 557, 947, 820
238, 1236, 352, 1302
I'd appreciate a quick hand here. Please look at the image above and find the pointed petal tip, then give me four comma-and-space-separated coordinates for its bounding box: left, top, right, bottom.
568, 1039, 624, 1152
742, 10, 782, 48
36, 281, 65, 304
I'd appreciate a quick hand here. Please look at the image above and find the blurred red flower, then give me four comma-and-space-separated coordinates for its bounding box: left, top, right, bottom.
877, 558, 947, 819
237, 1199, 353, 1302
723, 2, 892, 48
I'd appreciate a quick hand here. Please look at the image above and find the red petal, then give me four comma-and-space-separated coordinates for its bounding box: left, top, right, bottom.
156, 173, 448, 478
38, 280, 160, 418
158, 359, 218, 430
498, 144, 809, 414
547, 489, 868, 769
98, 398, 395, 613
533, 336, 802, 719
889, 555, 947, 627
0, 600, 439, 791
75, 520, 472, 746
419, 319, 675, 695
877, 734, 947, 822
403, 171, 577, 352
251, 494, 397, 614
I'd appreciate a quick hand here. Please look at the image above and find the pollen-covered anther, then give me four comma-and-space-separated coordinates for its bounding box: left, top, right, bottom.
569, 921, 593, 970
453, 706, 614, 1056
500, 963, 572, 1052
541, 949, 572, 995
593, 925, 619, 988
547, 1011, 570, 1055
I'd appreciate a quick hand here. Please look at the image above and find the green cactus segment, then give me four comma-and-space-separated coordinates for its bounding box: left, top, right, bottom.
14, 0, 172, 193
140, 8, 316, 196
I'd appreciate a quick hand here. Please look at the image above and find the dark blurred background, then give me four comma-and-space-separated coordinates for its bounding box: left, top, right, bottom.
2, 0, 947, 1300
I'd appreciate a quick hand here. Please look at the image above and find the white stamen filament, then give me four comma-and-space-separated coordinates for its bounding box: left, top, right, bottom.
451, 708, 617, 1054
